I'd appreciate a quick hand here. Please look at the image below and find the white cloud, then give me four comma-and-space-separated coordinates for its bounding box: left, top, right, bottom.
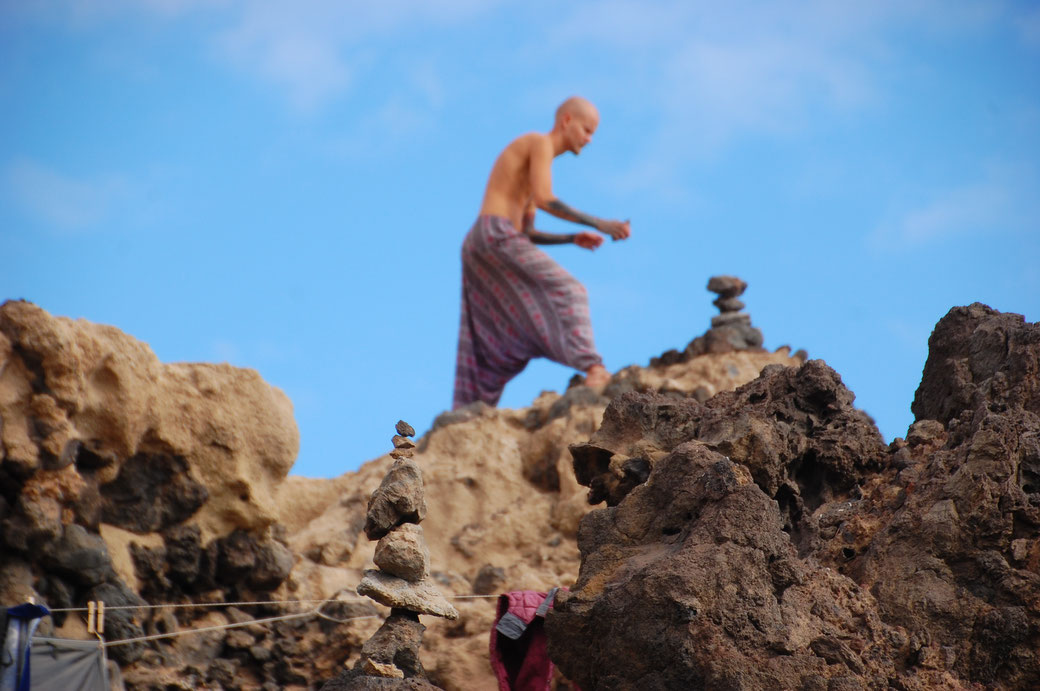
1018, 6, 1040, 48
3, 159, 133, 232
211, 0, 494, 112
868, 163, 1040, 252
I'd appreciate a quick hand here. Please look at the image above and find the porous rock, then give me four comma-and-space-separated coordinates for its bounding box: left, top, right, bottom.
571, 360, 888, 550
550, 305, 1040, 690
912, 303, 1040, 425
547, 445, 898, 689
0, 299, 300, 537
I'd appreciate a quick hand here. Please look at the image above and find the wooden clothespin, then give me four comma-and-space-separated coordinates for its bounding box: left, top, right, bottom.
87, 601, 96, 633
97, 601, 105, 635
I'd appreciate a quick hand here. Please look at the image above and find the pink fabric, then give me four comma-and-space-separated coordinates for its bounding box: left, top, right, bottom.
453, 215, 602, 409
489, 591, 556, 691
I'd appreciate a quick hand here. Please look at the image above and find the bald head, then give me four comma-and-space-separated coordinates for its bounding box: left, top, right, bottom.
552, 96, 599, 155
555, 96, 599, 126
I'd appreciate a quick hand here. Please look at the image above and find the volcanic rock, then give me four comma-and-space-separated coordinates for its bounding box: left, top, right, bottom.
547, 444, 898, 689
912, 302, 1040, 424
357, 611, 427, 678
548, 304, 1040, 690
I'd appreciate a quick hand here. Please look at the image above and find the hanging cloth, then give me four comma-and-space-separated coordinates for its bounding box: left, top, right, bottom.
1, 603, 50, 691
489, 588, 572, 691
29, 638, 109, 691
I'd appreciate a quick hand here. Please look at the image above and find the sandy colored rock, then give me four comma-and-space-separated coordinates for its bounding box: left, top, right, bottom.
362, 659, 405, 679
0, 300, 299, 537
374, 524, 430, 582
392, 435, 416, 450
357, 570, 459, 620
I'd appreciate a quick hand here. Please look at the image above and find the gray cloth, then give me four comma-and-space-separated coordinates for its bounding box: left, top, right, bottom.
2, 604, 48, 691
28, 638, 108, 691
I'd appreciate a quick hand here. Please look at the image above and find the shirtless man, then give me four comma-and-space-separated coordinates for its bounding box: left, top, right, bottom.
452, 96, 631, 409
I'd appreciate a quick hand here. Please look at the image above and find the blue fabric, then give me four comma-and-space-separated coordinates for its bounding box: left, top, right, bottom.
2, 604, 51, 691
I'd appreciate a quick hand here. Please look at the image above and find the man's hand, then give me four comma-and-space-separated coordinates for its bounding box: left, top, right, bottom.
575, 232, 604, 250
599, 219, 631, 241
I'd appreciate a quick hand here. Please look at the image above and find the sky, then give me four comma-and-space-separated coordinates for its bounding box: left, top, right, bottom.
2, 1, 1038, 478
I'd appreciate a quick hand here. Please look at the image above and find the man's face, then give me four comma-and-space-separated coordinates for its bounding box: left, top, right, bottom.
567, 111, 599, 155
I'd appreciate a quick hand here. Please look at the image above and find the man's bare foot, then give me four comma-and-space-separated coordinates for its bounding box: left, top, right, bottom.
584, 364, 610, 390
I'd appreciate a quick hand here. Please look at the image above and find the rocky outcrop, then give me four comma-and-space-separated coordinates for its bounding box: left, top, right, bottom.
280, 340, 800, 689
548, 304, 1040, 690
0, 298, 833, 689
0, 299, 302, 672
0, 299, 299, 537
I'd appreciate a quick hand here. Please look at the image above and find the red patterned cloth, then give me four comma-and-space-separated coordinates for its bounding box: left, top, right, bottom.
453, 215, 602, 409
489, 590, 558, 691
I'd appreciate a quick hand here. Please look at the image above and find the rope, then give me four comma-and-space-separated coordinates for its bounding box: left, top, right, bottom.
47, 597, 367, 614
100, 594, 501, 646
102, 600, 381, 648
46, 592, 499, 615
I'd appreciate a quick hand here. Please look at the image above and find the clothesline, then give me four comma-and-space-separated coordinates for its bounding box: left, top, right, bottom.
17, 592, 503, 649
103, 610, 379, 648
46, 597, 364, 614
46, 593, 500, 614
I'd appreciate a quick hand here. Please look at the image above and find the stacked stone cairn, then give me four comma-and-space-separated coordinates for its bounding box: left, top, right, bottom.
652, 275, 765, 366
324, 421, 457, 689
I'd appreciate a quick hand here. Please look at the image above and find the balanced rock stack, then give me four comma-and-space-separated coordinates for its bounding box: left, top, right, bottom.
324, 421, 457, 689
683, 275, 765, 359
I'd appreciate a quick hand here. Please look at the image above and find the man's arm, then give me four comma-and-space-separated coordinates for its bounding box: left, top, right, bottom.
522, 205, 604, 248
529, 137, 631, 240
522, 206, 577, 245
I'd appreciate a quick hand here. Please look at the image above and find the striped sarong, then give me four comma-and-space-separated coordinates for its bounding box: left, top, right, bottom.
453, 215, 602, 409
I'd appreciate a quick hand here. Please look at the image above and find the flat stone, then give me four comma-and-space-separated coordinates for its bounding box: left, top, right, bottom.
392, 436, 416, 450
712, 297, 745, 312
356, 570, 459, 620
711, 313, 751, 328
395, 421, 416, 438
374, 524, 430, 582
365, 459, 427, 540
706, 275, 747, 298
389, 448, 414, 460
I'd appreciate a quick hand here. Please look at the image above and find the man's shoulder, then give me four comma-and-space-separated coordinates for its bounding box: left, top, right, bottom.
504, 132, 551, 156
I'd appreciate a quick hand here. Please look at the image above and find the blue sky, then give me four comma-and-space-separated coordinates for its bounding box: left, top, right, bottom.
3, 1, 1038, 477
